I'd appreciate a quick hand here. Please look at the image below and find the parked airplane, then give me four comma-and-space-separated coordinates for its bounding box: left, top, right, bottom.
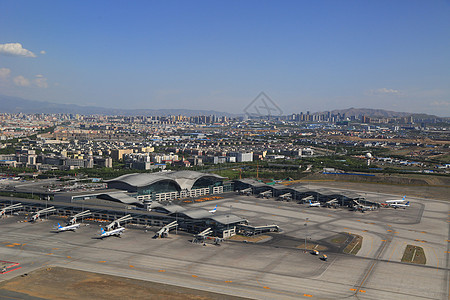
209, 205, 217, 214
308, 200, 321, 207
100, 227, 125, 238
390, 201, 410, 209
385, 196, 406, 205
98, 214, 131, 238
56, 222, 80, 232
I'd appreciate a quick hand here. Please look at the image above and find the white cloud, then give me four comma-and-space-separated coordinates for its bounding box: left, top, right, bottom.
13, 75, 31, 87
367, 88, 402, 96
0, 67, 11, 80
0, 43, 36, 57
33, 74, 48, 88
430, 101, 450, 107
40, 50, 46, 55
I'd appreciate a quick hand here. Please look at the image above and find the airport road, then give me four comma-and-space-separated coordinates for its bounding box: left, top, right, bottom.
0, 189, 449, 299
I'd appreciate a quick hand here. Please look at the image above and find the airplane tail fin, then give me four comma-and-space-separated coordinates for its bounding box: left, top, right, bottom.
402, 196, 406, 200
406, 201, 410, 206
101, 228, 105, 234
57, 223, 62, 228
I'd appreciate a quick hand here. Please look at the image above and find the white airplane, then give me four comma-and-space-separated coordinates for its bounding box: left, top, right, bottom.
308, 200, 320, 207
390, 201, 410, 209
56, 222, 80, 232
209, 205, 217, 213
100, 227, 125, 238
385, 196, 407, 205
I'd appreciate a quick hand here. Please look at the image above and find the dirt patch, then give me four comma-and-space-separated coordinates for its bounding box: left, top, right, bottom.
401, 245, 426, 265
303, 173, 450, 187
343, 234, 363, 255
0, 267, 248, 300
228, 234, 270, 243
329, 234, 350, 245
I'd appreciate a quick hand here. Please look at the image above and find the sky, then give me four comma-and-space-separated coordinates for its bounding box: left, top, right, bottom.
0, 1, 449, 116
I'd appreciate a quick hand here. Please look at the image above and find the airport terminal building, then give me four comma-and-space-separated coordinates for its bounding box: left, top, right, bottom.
106, 171, 230, 201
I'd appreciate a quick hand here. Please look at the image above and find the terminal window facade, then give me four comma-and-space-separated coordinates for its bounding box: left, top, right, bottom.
192, 177, 223, 190
138, 180, 181, 195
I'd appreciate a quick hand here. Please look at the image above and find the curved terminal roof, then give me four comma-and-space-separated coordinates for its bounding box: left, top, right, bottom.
107, 170, 225, 191
97, 191, 143, 206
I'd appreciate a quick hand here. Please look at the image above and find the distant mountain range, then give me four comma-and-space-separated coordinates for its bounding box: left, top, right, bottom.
315, 107, 444, 119
0, 95, 236, 117
0, 94, 446, 119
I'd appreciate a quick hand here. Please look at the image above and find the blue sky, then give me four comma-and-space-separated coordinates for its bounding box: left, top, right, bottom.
0, 0, 449, 116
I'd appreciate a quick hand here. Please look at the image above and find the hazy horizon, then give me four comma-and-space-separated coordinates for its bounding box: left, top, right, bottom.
1, 1, 449, 117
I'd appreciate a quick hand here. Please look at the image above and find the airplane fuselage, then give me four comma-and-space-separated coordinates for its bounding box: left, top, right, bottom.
57, 223, 80, 232
100, 227, 125, 238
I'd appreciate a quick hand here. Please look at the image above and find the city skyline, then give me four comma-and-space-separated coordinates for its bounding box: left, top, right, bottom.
1, 1, 449, 116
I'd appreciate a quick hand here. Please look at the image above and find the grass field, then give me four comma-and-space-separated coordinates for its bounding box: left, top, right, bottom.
343, 234, 363, 255
401, 245, 426, 265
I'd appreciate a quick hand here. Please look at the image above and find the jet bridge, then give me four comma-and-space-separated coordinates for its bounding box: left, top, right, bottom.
277, 193, 292, 201
238, 188, 252, 195
105, 214, 132, 231
324, 198, 338, 208
0, 203, 22, 217
29, 206, 56, 222
192, 227, 213, 244
154, 221, 178, 238
258, 190, 272, 198
67, 210, 91, 225
300, 195, 314, 203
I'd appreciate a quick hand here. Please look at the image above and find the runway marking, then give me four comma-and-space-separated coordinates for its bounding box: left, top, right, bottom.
192, 275, 198, 278
5, 244, 15, 247
52, 247, 59, 250
46, 253, 53, 255
387, 229, 392, 232
429, 247, 439, 270
303, 294, 313, 297
158, 269, 165, 272
362, 230, 368, 232
12, 243, 21, 246
263, 286, 270, 289
129, 265, 134, 268
359, 290, 366, 293
350, 288, 357, 291
98, 261, 106, 263
387, 224, 392, 227
388, 242, 399, 262
365, 236, 374, 258
66, 256, 71, 259
225, 280, 232, 283
381, 239, 387, 242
